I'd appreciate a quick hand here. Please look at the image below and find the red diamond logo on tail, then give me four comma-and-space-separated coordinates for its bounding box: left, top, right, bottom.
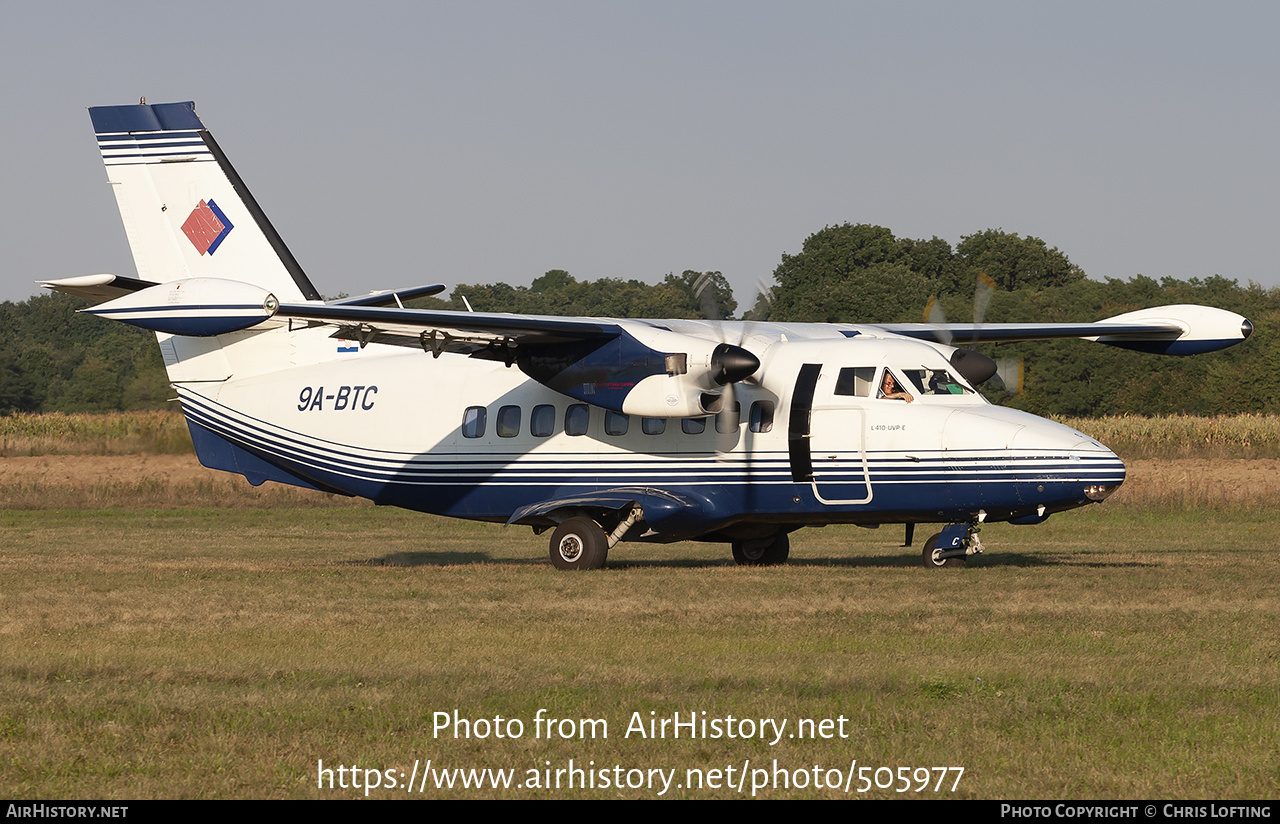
181, 199, 234, 255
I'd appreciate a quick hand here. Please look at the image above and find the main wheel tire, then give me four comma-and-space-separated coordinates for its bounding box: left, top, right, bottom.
922, 533, 965, 569
731, 533, 790, 566
549, 517, 609, 570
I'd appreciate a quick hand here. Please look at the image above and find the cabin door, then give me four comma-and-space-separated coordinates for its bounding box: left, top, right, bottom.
789, 363, 872, 505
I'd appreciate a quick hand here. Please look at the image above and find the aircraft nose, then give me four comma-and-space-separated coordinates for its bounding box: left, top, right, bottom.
1082, 441, 1125, 501
1010, 419, 1126, 501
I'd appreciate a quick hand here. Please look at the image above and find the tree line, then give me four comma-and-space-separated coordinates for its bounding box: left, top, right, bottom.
1, 224, 1274, 417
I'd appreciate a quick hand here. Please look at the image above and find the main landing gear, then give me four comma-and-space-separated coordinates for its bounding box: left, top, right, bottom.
922, 523, 984, 569
547, 508, 644, 571
549, 517, 609, 570
731, 533, 790, 566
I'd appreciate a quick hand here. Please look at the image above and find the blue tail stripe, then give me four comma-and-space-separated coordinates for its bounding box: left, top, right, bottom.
88, 101, 204, 134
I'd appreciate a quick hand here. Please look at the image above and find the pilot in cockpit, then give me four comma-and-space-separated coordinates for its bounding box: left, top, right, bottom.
878, 371, 914, 403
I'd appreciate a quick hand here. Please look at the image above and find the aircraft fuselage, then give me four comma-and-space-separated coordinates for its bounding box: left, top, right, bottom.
175, 323, 1123, 544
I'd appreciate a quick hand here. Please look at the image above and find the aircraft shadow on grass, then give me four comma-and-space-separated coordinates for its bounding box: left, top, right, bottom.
351, 547, 1153, 569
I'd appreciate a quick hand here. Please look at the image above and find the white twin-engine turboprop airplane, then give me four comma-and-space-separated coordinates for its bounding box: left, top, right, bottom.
47, 101, 1253, 570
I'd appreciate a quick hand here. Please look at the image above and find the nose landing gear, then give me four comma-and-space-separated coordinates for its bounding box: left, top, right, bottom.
923, 523, 984, 569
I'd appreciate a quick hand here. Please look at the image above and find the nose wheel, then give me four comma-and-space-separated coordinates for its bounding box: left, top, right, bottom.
922, 524, 983, 569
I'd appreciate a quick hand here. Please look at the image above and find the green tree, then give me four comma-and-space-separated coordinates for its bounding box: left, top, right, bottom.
955, 229, 1085, 291
669, 270, 737, 320
444, 270, 733, 320
0, 291, 169, 414
0, 352, 37, 413
770, 224, 930, 322
963, 275, 1280, 416
900, 236, 963, 295
59, 355, 125, 412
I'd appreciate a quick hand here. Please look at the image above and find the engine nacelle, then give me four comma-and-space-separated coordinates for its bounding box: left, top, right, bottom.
621, 372, 722, 418
517, 327, 758, 417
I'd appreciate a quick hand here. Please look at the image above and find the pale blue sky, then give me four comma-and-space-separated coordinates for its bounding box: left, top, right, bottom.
3, 1, 1276, 307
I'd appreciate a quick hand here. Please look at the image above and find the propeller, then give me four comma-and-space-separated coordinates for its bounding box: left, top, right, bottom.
693, 273, 769, 452
991, 357, 1025, 396
923, 272, 1023, 398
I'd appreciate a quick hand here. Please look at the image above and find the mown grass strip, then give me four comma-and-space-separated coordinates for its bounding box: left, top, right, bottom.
1, 507, 1276, 799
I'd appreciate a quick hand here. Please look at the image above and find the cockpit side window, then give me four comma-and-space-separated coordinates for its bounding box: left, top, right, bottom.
876, 368, 914, 402
834, 367, 876, 397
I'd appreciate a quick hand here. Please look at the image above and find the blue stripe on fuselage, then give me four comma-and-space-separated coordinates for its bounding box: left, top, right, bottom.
176, 388, 1123, 534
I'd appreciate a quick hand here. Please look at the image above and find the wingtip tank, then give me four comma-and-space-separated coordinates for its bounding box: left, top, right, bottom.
81, 278, 278, 336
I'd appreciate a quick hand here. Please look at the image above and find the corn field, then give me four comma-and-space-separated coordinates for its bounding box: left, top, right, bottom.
2, 410, 1279, 458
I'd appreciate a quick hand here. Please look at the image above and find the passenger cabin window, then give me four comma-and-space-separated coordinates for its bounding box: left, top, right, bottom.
682, 418, 706, 435
605, 411, 630, 436
902, 368, 972, 396
531, 404, 555, 437
749, 401, 774, 433
565, 404, 590, 436
497, 405, 521, 438
462, 406, 486, 438
642, 417, 666, 435
834, 367, 876, 397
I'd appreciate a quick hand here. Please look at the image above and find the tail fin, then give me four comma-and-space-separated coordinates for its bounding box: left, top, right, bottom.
88, 101, 321, 303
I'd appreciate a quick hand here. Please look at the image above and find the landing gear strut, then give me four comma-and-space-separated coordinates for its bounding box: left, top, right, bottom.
922, 523, 984, 569
547, 508, 643, 571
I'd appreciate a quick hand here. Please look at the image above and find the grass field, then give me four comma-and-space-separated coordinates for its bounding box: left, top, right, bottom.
1, 412, 1277, 799
2, 503, 1277, 798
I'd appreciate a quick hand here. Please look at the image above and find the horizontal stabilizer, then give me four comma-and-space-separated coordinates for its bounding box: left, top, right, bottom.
41, 274, 159, 303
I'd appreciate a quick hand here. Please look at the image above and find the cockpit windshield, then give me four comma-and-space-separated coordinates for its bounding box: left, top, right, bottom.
833, 365, 978, 401
901, 368, 972, 396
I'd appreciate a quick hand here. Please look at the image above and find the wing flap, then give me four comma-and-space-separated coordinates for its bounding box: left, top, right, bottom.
275, 302, 621, 355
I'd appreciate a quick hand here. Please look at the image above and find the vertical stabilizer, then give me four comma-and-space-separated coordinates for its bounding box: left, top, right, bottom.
88, 101, 321, 302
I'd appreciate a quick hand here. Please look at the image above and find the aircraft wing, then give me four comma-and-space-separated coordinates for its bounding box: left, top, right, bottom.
872, 321, 1181, 343
324, 284, 448, 307
869, 304, 1253, 356
274, 301, 621, 356
273, 300, 769, 418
